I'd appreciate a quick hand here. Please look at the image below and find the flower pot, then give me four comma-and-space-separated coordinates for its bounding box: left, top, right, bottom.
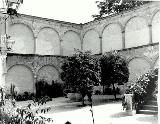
67, 93, 82, 102
67, 93, 75, 101
74, 93, 82, 102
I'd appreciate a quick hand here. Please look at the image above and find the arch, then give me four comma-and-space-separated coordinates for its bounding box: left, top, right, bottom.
101, 22, 123, 34
11, 21, 35, 34
62, 30, 81, 56
36, 65, 60, 84
6, 64, 34, 93
36, 27, 60, 55
9, 23, 35, 54
83, 29, 100, 54
128, 57, 151, 84
154, 57, 159, 69
152, 10, 160, 43
37, 27, 60, 37
102, 23, 123, 53
125, 16, 149, 48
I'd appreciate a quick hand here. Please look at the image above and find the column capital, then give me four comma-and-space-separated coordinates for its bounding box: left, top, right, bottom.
60, 39, 63, 42
99, 36, 102, 39
122, 30, 125, 33
148, 24, 152, 27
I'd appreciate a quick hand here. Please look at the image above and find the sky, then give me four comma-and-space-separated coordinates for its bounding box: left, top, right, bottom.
18, 0, 99, 24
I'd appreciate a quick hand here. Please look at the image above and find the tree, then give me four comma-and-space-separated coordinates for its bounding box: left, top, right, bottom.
100, 51, 129, 99
61, 50, 101, 105
92, 0, 150, 19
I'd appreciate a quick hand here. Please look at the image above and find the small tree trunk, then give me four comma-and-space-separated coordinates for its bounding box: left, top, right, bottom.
81, 92, 86, 106
112, 84, 116, 99
103, 85, 105, 94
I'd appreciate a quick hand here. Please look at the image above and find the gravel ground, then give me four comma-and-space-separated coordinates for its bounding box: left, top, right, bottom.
16, 95, 158, 124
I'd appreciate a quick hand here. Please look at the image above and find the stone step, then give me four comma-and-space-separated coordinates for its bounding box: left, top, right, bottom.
142, 105, 158, 111
138, 110, 158, 115
146, 100, 157, 106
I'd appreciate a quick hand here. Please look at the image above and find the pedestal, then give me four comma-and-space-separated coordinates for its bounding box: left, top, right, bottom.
124, 94, 135, 115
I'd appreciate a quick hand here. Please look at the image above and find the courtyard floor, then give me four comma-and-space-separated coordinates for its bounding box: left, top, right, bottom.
17, 95, 158, 124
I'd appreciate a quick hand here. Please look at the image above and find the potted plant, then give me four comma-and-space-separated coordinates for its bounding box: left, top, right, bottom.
60, 50, 101, 105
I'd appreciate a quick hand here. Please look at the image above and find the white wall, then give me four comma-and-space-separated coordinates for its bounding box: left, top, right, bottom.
152, 10, 160, 43
37, 65, 59, 84
83, 30, 100, 54
128, 58, 151, 84
125, 17, 150, 48
62, 31, 81, 56
36, 28, 60, 55
102, 23, 123, 53
6, 65, 34, 93
9, 24, 35, 54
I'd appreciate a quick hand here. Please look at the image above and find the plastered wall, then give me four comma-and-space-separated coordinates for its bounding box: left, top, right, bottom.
0, 2, 159, 92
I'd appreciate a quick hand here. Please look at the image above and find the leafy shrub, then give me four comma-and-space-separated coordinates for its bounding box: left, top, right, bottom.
35, 79, 48, 98
103, 87, 113, 95
15, 92, 35, 101
128, 68, 158, 107
103, 87, 120, 95
100, 51, 129, 99
35, 79, 64, 98
61, 50, 101, 105
94, 90, 102, 95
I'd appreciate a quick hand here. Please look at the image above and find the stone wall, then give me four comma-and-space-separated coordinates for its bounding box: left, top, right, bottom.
0, 2, 159, 56
0, 2, 159, 92
6, 43, 158, 92
6, 54, 65, 93
82, 2, 160, 53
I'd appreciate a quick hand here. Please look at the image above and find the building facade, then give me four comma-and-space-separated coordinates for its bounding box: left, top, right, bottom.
0, 2, 159, 93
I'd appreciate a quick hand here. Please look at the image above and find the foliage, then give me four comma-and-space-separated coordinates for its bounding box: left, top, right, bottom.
0, 88, 53, 124
60, 50, 101, 104
35, 79, 64, 98
126, 68, 158, 109
100, 51, 129, 99
15, 92, 35, 101
93, 0, 150, 19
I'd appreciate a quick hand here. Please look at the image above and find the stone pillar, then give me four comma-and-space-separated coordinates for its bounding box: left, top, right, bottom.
0, 54, 7, 88
148, 24, 152, 44
60, 39, 63, 56
34, 36, 37, 54
33, 74, 37, 94
122, 30, 125, 49
99, 36, 102, 54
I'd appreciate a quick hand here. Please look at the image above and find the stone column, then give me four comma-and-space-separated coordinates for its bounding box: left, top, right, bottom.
60, 39, 63, 56
148, 24, 152, 44
0, 54, 7, 88
33, 74, 37, 94
99, 36, 102, 54
34, 36, 37, 54
122, 30, 125, 49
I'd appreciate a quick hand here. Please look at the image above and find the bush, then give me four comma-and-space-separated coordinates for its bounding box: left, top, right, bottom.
94, 90, 102, 95
61, 50, 101, 105
35, 79, 64, 98
15, 92, 35, 101
103, 87, 113, 95
128, 68, 158, 107
0, 97, 53, 124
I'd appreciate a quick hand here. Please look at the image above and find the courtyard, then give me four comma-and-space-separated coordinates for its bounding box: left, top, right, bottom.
0, 1, 159, 124
16, 95, 158, 124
